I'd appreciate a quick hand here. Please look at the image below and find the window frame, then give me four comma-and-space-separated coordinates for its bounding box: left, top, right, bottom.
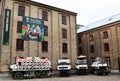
105, 57, 111, 68
17, 21, 22, 33
90, 45, 94, 53
42, 41, 48, 52
62, 28, 67, 38
62, 15, 67, 25
91, 57, 95, 63
18, 5, 25, 16
89, 35, 94, 42
78, 37, 82, 43
103, 31, 109, 39
44, 25, 48, 36
79, 46, 82, 54
104, 43, 110, 52
62, 43, 68, 53
16, 39, 24, 51
42, 11, 48, 21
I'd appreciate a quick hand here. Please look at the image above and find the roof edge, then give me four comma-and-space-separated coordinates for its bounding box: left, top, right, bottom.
77, 20, 120, 33
13, 0, 77, 16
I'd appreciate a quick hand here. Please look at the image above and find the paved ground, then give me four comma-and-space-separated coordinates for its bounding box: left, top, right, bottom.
0, 73, 119, 81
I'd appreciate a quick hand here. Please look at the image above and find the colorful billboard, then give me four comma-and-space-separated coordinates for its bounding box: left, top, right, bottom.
22, 16, 44, 41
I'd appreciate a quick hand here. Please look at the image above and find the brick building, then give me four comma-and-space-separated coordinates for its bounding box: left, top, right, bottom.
0, 0, 77, 72
77, 14, 120, 73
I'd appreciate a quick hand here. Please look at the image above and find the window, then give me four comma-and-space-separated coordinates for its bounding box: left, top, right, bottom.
90, 45, 94, 53
62, 15, 66, 25
89, 35, 94, 41
104, 43, 110, 51
62, 43, 68, 53
42, 11, 48, 21
91, 57, 95, 63
44, 25, 48, 36
78, 37, 82, 43
103, 31, 108, 39
79, 47, 82, 54
17, 21, 22, 33
42, 41, 48, 52
18, 5, 25, 16
16, 39, 24, 51
105, 57, 111, 67
62, 28, 67, 38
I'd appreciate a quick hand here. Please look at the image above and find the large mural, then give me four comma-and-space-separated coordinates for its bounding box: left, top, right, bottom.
22, 16, 44, 41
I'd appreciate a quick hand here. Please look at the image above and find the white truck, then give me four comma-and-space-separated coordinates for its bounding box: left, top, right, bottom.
9, 56, 52, 79
90, 57, 109, 75
75, 55, 88, 74
57, 58, 71, 76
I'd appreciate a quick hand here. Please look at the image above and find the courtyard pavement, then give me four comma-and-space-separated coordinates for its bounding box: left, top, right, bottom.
0, 73, 119, 81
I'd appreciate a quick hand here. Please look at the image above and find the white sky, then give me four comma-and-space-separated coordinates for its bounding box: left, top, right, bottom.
32, 0, 120, 25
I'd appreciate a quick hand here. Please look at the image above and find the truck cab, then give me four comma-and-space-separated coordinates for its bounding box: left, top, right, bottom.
57, 58, 71, 76
75, 55, 88, 74
90, 57, 109, 75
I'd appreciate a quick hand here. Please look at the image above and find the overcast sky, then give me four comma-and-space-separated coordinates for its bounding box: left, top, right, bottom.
32, 0, 120, 25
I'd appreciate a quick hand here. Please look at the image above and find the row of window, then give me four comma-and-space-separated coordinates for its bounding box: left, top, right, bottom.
17, 21, 67, 38
17, 5, 68, 38
89, 31, 109, 42
78, 31, 109, 43
79, 43, 110, 54
90, 43, 110, 53
18, 5, 67, 25
16, 39, 68, 53
16, 5, 68, 53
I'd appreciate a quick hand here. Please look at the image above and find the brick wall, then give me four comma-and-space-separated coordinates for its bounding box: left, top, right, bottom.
0, 0, 77, 72
78, 23, 120, 70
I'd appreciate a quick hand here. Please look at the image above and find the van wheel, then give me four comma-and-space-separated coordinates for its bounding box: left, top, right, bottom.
35, 71, 41, 78
40, 71, 48, 78
105, 72, 108, 75
94, 70, 98, 75
67, 71, 71, 76
14, 72, 24, 80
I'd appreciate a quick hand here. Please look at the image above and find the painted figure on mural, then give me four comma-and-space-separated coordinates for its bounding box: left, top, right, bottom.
26, 23, 41, 39
25, 24, 30, 39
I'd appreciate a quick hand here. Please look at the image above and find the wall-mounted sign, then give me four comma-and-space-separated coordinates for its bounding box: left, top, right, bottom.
3, 9, 11, 45
22, 16, 44, 42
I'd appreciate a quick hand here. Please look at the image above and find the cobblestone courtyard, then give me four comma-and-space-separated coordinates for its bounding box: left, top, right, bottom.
0, 73, 119, 81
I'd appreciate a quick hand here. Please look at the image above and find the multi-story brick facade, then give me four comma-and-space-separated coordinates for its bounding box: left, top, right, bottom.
77, 14, 120, 72
0, 0, 77, 72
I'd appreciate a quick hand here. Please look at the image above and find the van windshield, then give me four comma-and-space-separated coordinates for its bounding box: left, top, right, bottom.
76, 59, 87, 65
58, 62, 70, 65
